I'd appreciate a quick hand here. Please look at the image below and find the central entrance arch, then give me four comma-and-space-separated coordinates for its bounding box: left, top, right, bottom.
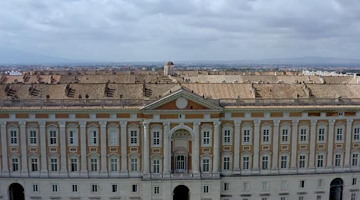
173, 185, 189, 200
329, 178, 343, 200
9, 183, 25, 200
171, 128, 192, 173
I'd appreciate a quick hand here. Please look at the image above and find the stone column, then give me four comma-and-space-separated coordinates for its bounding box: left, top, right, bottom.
309, 120, 317, 169
39, 122, 48, 176
142, 122, 150, 174
1, 121, 9, 175
290, 120, 299, 169
120, 121, 128, 174
59, 122, 67, 177
233, 121, 241, 172
253, 120, 261, 171
192, 122, 200, 174
213, 121, 221, 173
327, 119, 335, 169
80, 121, 88, 176
272, 120, 280, 170
20, 122, 28, 176
344, 119, 353, 169
100, 121, 108, 176
163, 122, 171, 175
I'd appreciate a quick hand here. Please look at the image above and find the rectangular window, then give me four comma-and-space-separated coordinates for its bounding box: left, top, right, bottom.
243, 129, 250, 143
223, 157, 230, 170
317, 155, 324, 168
33, 184, 39, 192
299, 196, 304, 200
280, 155, 288, 169
109, 130, 118, 146
281, 197, 287, 200
299, 155, 306, 168
12, 157, 19, 171
223, 130, 231, 144
203, 131, 210, 145
354, 128, 360, 141
317, 179, 323, 188
336, 128, 343, 141
223, 182, 229, 191
281, 180, 288, 191
262, 181, 269, 191
91, 184, 98, 193
110, 158, 118, 172
317, 195, 322, 200
262, 129, 270, 143
132, 184, 138, 192
351, 193, 356, 200
69, 130, 75, 145
152, 131, 160, 146
203, 185, 209, 193
300, 128, 307, 142
203, 158, 210, 172
335, 154, 342, 167
352, 154, 358, 166
243, 182, 250, 191
10, 130, 18, 145
154, 186, 160, 194
90, 130, 97, 145
153, 159, 160, 174
49, 130, 57, 145
52, 184, 58, 192
262, 156, 269, 170
352, 178, 357, 185
31, 158, 38, 172
130, 130, 138, 145
70, 158, 78, 172
318, 128, 325, 142
72, 184, 78, 192
281, 129, 288, 142
29, 130, 37, 145
300, 180, 305, 188
131, 158, 138, 172
112, 184, 118, 192
50, 158, 58, 172
90, 158, 98, 172
242, 156, 249, 170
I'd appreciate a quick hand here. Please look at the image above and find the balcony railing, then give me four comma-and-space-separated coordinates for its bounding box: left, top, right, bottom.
1, 97, 360, 107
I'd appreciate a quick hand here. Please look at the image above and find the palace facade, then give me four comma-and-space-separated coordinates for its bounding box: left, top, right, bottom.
0, 70, 360, 200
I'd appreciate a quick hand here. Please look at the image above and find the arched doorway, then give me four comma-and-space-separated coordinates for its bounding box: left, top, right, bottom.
173, 185, 189, 200
9, 183, 25, 200
329, 178, 343, 200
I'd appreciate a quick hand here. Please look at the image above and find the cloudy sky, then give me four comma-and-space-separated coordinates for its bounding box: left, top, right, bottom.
0, 0, 359, 63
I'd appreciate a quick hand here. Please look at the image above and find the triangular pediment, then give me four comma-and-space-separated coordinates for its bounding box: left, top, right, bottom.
142, 89, 223, 112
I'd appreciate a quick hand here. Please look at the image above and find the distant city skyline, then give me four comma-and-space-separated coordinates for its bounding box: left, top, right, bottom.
0, 0, 359, 64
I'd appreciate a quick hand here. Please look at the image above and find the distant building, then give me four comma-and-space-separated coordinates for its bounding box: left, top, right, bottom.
164, 61, 175, 75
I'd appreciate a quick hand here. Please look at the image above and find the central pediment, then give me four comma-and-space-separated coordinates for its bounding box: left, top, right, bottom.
141, 89, 223, 112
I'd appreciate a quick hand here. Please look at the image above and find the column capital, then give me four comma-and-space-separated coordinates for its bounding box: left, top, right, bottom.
292, 120, 299, 126
254, 120, 261, 127
38, 121, 46, 128
79, 121, 87, 128
59, 121, 66, 128
120, 121, 127, 127
19, 121, 26, 128
0, 121, 6, 128
193, 122, 201, 126
142, 121, 149, 128
347, 119, 353, 125
329, 119, 336, 125
99, 121, 107, 128
163, 122, 170, 128
213, 121, 221, 127
273, 120, 280, 126
234, 120, 241, 127
311, 119, 317, 125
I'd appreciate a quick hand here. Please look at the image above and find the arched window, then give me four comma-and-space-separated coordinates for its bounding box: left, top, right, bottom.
28, 125, 38, 146
222, 124, 233, 145
128, 125, 140, 146
88, 125, 99, 146
108, 125, 119, 146
47, 125, 58, 146
201, 125, 212, 147
8, 125, 19, 146
242, 123, 252, 145
67, 124, 79, 146
151, 125, 162, 147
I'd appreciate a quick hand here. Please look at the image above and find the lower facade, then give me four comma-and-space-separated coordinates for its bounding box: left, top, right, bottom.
1, 172, 359, 200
